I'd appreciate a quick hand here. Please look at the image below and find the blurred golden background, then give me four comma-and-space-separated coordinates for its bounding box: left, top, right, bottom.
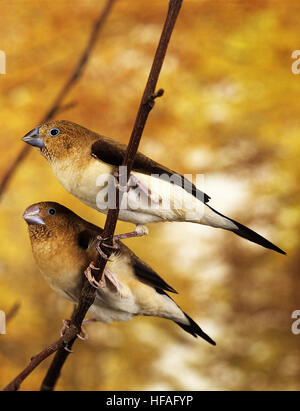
0, 0, 299, 390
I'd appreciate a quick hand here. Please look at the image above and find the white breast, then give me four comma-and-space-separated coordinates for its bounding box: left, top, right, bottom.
52, 157, 208, 225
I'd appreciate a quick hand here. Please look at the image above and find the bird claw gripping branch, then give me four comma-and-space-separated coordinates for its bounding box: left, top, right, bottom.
60, 319, 88, 353
84, 261, 106, 289
84, 261, 122, 294
113, 169, 161, 205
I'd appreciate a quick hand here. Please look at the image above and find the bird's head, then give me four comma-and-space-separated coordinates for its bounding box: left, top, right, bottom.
23, 201, 78, 240
21, 120, 97, 162
23, 202, 94, 287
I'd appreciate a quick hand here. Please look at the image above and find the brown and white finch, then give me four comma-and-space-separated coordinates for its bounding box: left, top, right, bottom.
22, 120, 285, 254
23, 201, 216, 345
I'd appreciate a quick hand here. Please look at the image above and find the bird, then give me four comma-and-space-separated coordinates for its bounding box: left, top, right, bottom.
23, 201, 216, 345
22, 120, 285, 254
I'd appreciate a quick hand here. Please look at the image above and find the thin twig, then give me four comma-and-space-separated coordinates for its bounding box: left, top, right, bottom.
0, 0, 116, 200
3, 0, 183, 392
3, 325, 79, 391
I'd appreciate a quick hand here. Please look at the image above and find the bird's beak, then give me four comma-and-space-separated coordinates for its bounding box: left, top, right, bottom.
23, 204, 45, 225
21, 126, 45, 148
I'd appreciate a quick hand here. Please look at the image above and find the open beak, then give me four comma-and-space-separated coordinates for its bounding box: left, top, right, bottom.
23, 204, 45, 225
21, 126, 45, 148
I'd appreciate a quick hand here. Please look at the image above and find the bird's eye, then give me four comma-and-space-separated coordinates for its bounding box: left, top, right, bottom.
48, 208, 56, 216
49, 128, 60, 137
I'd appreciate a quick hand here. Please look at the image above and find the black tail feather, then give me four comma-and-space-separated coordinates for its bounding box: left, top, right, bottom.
208, 205, 286, 255
175, 313, 216, 346
231, 219, 286, 255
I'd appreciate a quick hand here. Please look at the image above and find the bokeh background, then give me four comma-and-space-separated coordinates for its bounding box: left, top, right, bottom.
0, 0, 299, 391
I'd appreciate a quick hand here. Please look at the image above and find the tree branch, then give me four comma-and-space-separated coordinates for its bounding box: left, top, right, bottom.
3, 0, 183, 392
3, 330, 77, 391
0, 0, 116, 200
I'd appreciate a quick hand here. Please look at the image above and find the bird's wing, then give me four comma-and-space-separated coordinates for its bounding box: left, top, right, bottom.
130, 251, 178, 294
77, 223, 177, 294
78, 224, 101, 249
91, 137, 210, 203
77, 222, 104, 262
154, 288, 216, 344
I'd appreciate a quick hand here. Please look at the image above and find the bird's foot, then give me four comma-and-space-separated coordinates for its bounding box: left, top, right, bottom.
129, 174, 162, 205
85, 263, 122, 294
113, 224, 149, 241
95, 238, 113, 261
113, 169, 130, 193
113, 170, 161, 205
95, 235, 118, 261
103, 268, 123, 294
96, 235, 120, 251
84, 261, 106, 289
129, 174, 151, 197
82, 318, 98, 325
60, 319, 71, 337
60, 319, 90, 344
